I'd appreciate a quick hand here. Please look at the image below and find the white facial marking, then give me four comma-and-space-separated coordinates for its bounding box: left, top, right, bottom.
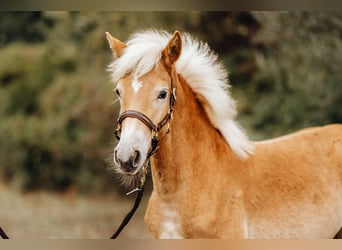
132, 76, 142, 93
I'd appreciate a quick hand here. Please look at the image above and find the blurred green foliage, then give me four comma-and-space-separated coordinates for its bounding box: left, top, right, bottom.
245, 12, 342, 138
0, 12, 341, 192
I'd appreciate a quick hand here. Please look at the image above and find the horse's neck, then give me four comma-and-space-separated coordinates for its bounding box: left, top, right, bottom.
150, 76, 238, 199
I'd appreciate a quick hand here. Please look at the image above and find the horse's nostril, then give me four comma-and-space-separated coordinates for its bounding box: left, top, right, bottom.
133, 150, 141, 165
114, 149, 141, 172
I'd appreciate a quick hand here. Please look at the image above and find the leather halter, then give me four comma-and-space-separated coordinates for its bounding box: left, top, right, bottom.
115, 78, 176, 156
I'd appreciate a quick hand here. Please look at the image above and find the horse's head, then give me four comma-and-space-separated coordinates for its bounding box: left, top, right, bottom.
106, 31, 181, 183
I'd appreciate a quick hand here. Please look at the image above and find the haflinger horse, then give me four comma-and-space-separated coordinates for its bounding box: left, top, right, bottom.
105, 29, 342, 239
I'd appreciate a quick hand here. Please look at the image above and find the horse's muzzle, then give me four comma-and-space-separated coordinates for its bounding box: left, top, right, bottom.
114, 149, 142, 175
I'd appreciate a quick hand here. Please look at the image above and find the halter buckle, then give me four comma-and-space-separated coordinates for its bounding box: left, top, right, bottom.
150, 131, 160, 156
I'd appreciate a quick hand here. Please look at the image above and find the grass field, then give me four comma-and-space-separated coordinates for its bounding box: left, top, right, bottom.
0, 183, 151, 239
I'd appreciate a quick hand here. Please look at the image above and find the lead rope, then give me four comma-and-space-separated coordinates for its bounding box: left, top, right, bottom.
0, 227, 9, 239
110, 158, 149, 239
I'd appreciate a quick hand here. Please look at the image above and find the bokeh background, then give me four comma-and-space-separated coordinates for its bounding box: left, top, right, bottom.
0, 11, 341, 238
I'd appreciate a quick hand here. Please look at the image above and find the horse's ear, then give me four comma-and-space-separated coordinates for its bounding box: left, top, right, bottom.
105, 32, 127, 58
162, 31, 182, 67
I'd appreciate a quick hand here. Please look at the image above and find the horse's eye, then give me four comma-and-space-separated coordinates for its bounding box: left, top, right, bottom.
158, 90, 167, 100
115, 88, 121, 97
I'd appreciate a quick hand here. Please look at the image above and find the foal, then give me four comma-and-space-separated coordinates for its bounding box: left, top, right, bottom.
106, 30, 342, 238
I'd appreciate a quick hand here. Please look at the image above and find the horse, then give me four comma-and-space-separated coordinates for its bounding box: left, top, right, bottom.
105, 29, 342, 238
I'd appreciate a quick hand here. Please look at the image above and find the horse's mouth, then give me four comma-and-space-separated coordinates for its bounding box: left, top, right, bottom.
121, 169, 141, 176
114, 164, 147, 188
116, 163, 145, 177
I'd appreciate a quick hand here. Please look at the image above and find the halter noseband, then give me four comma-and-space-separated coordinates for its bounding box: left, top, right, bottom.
115, 78, 176, 156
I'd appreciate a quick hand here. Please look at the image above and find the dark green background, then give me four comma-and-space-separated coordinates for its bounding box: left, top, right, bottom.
0, 12, 341, 193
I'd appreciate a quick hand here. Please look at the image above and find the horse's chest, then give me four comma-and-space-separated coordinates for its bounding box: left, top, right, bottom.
145, 198, 184, 239
158, 207, 183, 239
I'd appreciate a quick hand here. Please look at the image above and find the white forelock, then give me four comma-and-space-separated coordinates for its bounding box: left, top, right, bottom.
108, 29, 254, 159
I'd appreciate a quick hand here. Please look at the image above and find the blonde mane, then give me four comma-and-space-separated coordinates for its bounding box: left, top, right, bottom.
109, 30, 254, 159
